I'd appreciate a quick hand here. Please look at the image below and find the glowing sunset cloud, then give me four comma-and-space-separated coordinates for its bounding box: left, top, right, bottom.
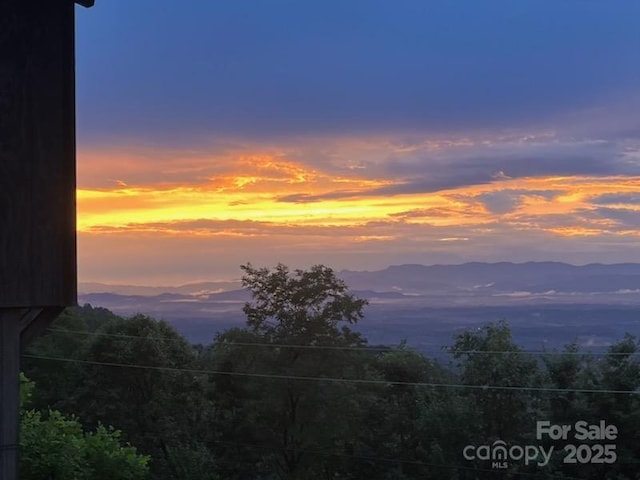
75, 130, 640, 286
77, 148, 640, 240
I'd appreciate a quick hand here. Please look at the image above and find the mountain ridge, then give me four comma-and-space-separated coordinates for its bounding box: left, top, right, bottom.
80, 261, 640, 296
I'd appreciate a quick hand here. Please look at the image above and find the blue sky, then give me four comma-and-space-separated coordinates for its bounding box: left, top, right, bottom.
76, 0, 640, 141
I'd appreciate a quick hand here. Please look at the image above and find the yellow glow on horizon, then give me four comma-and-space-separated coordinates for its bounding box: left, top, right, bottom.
76, 146, 640, 242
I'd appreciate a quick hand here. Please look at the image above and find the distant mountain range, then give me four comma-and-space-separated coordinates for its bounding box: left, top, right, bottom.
79, 280, 242, 297
80, 261, 640, 304
340, 262, 640, 296
78, 262, 640, 350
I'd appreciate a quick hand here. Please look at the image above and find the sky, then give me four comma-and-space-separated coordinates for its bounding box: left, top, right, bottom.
75, 0, 640, 285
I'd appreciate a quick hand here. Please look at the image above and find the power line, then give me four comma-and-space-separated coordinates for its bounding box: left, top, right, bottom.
44, 327, 639, 356
22, 353, 640, 395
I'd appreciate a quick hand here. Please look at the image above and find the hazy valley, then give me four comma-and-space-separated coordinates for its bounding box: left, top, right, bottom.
79, 262, 640, 355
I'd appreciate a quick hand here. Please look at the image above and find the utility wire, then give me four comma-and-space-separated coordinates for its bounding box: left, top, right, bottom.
22, 353, 640, 395
45, 327, 639, 356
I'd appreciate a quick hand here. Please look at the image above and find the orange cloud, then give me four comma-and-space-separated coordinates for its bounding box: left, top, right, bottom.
74, 134, 640, 285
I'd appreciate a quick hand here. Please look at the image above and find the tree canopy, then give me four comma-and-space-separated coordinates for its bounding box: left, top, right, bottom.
241, 263, 368, 345
20, 266, 640, 479
20, 374, 150, 480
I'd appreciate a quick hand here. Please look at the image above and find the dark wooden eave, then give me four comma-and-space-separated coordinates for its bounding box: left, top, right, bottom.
75, 0, 95, 7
